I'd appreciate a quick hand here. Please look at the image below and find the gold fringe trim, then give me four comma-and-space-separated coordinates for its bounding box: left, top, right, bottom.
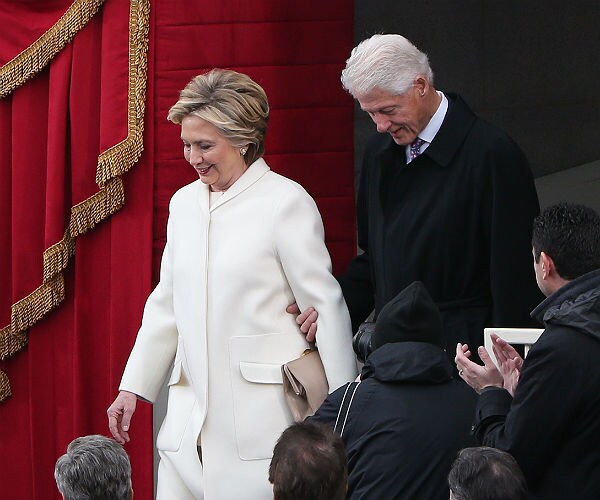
0, 370, 13, 403
96, 0, 149, 185
70, 177, 125, 235
10, 275, 66, 334
0, 327, 28, 362
0, 0, 107, 99
43, 234, 76, 282
0, 0, 151, 402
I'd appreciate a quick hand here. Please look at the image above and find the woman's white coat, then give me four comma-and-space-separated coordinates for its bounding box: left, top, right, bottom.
119, 159, 357, 498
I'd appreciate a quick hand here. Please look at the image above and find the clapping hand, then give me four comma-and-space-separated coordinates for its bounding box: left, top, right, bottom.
455, 342, 504, 394
491, 333, 523, 396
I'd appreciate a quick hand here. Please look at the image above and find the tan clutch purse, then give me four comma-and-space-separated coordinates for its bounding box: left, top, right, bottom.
282, 348, 329, 422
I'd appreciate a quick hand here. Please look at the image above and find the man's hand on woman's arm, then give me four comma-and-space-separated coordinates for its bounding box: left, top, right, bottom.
286, 303, 318, 342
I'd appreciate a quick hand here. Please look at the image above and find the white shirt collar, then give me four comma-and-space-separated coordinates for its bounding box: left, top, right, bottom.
405, 91, 448, 162
419, 91, 447, 143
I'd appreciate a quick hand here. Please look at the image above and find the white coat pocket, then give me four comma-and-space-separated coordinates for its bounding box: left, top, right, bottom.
229, 333, 308, 460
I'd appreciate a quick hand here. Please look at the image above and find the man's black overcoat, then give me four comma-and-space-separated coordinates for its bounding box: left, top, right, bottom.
339, 94, 542, 352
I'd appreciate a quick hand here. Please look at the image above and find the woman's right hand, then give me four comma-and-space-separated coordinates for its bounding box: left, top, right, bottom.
107, 390, 137, 444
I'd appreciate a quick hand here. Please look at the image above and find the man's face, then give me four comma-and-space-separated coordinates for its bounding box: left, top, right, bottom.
357, 85, 431, 145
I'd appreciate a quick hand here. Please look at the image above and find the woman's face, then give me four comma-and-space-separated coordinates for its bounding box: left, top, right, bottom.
181, 115, 247, 192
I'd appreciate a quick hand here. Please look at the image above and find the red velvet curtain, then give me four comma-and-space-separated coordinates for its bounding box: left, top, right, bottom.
0, 1, 155, 498
0, 1, 354, 498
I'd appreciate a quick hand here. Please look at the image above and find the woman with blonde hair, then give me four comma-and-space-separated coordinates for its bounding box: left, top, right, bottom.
107, 69, 357, 499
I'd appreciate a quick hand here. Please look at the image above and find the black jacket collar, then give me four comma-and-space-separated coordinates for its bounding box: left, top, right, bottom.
531, 268, 600, 340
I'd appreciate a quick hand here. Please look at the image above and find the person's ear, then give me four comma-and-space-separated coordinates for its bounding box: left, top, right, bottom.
540, 251, 555, 279
413, 76, 428, 96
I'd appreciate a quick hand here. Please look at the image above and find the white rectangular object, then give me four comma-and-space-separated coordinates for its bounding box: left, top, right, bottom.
483, 328, 544, 367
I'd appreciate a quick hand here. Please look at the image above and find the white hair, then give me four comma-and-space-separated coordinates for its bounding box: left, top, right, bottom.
341, 34, 434, 97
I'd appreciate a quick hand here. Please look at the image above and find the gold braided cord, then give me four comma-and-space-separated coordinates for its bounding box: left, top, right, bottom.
0, 0, 107, 99
0, 0, 151, 403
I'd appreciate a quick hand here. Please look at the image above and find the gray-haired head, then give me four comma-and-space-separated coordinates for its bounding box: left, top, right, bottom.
55, 435, 132, 500
341, 34, 434, 98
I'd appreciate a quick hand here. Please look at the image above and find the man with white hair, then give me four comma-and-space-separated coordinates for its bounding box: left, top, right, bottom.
333, 34, 541, 357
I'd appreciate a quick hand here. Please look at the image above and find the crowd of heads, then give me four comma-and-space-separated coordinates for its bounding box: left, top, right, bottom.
57, 434, 532, 500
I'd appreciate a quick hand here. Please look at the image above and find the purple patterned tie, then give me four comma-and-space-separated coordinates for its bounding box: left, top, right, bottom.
409, 137, 426, 161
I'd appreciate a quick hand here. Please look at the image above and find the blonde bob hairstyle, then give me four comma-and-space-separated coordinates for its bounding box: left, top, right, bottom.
167, 69, 269, 166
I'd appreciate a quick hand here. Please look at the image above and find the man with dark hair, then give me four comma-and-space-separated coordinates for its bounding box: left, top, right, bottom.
54, 434, 133, 500
269, 421, 347, 500
448, 447, 528, 500
531, 202, 600, 285
311, 281, 477, 500
456, 203, 600, 499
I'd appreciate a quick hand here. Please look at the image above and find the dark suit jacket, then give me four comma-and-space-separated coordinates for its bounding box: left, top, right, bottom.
339, 93, 542, 352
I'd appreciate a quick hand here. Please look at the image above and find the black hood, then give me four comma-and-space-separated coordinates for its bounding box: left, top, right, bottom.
372, 281, 443, 350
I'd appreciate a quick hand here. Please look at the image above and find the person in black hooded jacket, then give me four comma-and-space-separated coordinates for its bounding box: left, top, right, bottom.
310, 281, 477, 500
456, 203, 600, 499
